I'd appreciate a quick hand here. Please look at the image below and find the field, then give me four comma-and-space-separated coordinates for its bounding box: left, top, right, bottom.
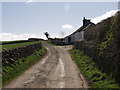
1, 40, 29, 44
1, 41, 40, 50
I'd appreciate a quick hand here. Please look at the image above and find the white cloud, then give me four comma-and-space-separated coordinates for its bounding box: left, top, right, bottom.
62, 24, 74, 30
26, 0, 34, 4
64, 4, 70, 11
0, 33, 45, 41
50, 33, 62, 38
91, 10, 118, 24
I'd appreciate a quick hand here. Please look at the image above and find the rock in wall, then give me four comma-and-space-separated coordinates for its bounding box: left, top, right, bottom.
2, 43, 42, 67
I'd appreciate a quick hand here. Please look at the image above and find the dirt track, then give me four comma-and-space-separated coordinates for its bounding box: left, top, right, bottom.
5, 42, 88, 88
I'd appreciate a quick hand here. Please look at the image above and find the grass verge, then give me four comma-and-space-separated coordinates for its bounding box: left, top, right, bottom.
2, 45, 47, 87
70, 48, 120, 88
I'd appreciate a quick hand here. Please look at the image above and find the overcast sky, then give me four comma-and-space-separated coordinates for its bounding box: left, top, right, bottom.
1, 1, 118, 41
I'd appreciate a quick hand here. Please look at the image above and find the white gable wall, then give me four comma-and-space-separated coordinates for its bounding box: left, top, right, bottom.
73, 31, 83, 42
81, 30, 85, 41
71, 35, 74, 43
65, 30, 85, 44
65, 37, 68, 44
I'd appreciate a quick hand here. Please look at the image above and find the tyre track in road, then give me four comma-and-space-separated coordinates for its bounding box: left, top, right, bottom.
5, 41, 88, 88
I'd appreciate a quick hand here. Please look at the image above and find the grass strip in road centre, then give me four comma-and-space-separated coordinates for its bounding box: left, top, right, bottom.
70, 48, 120, 88
2, 45, 47, 86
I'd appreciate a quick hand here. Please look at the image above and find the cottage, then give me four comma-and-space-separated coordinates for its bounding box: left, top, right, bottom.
65, 17, 95, 44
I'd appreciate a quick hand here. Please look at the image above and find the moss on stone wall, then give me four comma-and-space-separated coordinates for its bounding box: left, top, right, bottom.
99, 15, 117, 56
74, 11, 120, 84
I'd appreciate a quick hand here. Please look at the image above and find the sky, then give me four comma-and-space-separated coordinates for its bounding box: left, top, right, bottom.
1, 1, 118, 41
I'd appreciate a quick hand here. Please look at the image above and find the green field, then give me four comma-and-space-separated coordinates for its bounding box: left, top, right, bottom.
1, 41, 40, 50
1, 40, 29, 44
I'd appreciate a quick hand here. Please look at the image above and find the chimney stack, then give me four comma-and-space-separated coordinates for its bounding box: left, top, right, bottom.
83, 17, 91, 27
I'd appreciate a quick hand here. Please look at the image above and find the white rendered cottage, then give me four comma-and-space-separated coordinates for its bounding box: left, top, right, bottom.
65, 17, 95, 44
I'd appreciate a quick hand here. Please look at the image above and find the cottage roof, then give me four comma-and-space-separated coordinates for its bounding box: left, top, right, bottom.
65, 18, 95, 38
82, 23, 95, 31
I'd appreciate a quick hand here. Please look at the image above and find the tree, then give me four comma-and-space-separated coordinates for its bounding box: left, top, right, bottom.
60, 31, 65, 38
44, 32, 50, 39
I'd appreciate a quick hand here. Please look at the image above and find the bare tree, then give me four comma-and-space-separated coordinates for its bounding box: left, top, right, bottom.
60, 31, 65, 38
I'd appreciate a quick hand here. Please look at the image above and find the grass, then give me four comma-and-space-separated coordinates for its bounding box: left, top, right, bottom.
1, 40, 29, 44
70, 48, 120, 88
1, 41, 39, 50
2, 45, 47, 87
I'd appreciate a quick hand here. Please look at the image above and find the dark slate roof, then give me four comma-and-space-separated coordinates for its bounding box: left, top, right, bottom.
72, 26, 84, 34
82, 23, 95, 31
65, 20, 95, 38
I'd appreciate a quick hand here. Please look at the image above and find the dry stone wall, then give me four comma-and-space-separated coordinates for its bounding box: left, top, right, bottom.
2, 43, 42, 67
74, 12, 120, 83
74, 40, 120, 83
